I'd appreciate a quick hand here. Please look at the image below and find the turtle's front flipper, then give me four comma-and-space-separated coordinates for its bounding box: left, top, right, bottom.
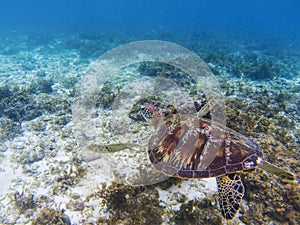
217, 174, 244, 220
259, 161, 296, 181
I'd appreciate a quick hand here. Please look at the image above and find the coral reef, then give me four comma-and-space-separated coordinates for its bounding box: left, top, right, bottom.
0, 30, 299, 225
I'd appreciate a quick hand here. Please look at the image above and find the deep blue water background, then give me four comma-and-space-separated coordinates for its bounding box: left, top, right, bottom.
0, 0, 300, 43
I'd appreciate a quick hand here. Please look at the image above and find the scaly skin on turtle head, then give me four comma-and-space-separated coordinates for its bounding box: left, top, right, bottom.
141, 104, 164, 128
141, 103, 181, 130
141, 104, 162, 121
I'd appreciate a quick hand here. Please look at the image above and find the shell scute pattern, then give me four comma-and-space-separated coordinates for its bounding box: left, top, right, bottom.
147, 112, 263, 179
141, 102, 266, 220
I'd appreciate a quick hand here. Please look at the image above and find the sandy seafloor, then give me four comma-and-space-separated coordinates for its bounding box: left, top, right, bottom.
0, 30, 299, 225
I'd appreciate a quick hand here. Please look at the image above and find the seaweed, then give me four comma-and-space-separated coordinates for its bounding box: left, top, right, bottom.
78, 39, 111, 59
53, 163, 87, 194
87, 182, 162, 225
246, 60, 278, 80
138, 61, 196, 89
155, 177, 182, 190
0, 84, 12, 100
32, 208, 71, 225
0, 83, 70, 124
14, 191, 36, 214
173, 199, 222, 225
29, 78, 54, 94
242, 170, 300, 225
96, 82, 121, 109
0, 117, 20, 140
229, 53, 281, 80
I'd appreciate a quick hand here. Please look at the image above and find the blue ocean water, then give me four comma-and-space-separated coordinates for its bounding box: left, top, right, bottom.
0, 0, 300, 42
0, 1, 299, 225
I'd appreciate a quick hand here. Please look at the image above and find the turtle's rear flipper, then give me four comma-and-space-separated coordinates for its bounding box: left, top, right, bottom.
217, 174, 244, 220
259, 161, 296, 181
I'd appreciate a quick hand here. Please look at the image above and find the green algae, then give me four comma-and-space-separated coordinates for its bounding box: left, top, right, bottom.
138, 61, 197, 91
52, 163, 87, 194
156, 177, 182, 190
87, 182, 162, 225
96, 82, 121, 109
0, 84, 12, 100
29, 78, 54, 94
224, 89, 299, 224
173, 198, 222, 225
0, 82, 70, 123
32, 208, 71, 225
242, 170, 299, 225
0, 81, 72, 143
78, 39, 110, 59
245, 59, 279, 80
13, 191, 36, 214
0, 117, 20, 139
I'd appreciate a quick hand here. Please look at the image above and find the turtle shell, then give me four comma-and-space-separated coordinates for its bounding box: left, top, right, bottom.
148, 115, 264, 178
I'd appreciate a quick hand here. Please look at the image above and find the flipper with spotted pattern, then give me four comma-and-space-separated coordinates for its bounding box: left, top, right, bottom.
217, 174, 245, 220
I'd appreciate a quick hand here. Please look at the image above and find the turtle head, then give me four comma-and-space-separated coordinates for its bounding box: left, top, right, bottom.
141, 103, 181, 130
140, 104, 162, 122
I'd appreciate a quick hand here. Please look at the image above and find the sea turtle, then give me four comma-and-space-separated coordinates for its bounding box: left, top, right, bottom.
140, 102, 295, 220
86, 97, 295, 220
